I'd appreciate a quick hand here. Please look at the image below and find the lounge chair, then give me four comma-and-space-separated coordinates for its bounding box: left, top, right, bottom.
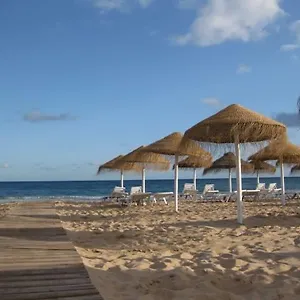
110, 186, 128, 201
180, 183, 198, 200
120, 186, 151, 206
151, 192, 173, 204
199, 184, 222, 201
259, 183, 281, 200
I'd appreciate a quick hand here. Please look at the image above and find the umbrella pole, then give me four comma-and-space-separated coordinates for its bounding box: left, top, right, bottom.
256, 171, 260, 185
234, 137, 243, 224
120, 170, 124, 188
280, 161, 286, 205
142, 168, 146, 193
228, 168, 232, 193
174, 154, 179, 212
193, 168, 197, 189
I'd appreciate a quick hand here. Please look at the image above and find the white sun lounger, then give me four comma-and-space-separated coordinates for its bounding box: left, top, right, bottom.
199, 184, 223, 201
110, 186, 128, 200
120, 186, 151, 206
180, 183, 198, 200
151, 192, 173, 204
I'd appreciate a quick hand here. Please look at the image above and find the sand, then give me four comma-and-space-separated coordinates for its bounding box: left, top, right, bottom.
56, 200, 300, 300
0, 203, 14, 218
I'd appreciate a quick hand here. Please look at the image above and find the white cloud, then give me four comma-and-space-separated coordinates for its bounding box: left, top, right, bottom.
177, 0, 200, 10
0, 163, 9, 169
23, 111, 77, 122
280, 20, 300, 52
172, 0, 284, 47
91, 0, 154, 12
201, 97, 222, 108
236, 64, 251, 74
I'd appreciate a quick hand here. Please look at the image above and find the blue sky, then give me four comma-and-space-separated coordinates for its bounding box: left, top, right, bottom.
1, 0, 300, 181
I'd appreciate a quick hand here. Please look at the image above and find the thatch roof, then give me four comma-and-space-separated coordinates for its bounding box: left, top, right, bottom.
291, 164, 300, 174
97, 155, 142, 174
175, 155, 212, 170
203, 152, 254, 175
181, 104, 286, 144
113, 146, 170, 171
248, 141, 300, 164
142, 132, 212, 159
249, 160, 276, 174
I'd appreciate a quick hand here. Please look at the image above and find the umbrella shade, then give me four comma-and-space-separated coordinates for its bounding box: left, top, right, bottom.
181, 104, 287, 224
142, 132, 212, 212
97, 155, 142, 174
291, 165, 300, 174
248, 141, 300, 164
181, 104, 286, 144
113, 146, 170, 171
249, 160, 276, 174
175, 155, 212, 169
202, 152, 253, 175
142, 132, 212, 158
113, 146, 170, 193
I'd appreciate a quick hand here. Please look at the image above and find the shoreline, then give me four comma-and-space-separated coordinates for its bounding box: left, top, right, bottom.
56, 199, 300, 300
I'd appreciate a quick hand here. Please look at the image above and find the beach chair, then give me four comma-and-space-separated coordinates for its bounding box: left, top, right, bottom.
256, 183, 266, 190
120, 186, 151, 206
110, 186, 128, 201
181, 183, 198, 200
199, 184, 221, 201
151, 192, 173, 204
259, 183, 281, 200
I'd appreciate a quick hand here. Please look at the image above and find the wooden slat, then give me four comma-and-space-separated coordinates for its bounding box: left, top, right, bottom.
0, 202, 103, 300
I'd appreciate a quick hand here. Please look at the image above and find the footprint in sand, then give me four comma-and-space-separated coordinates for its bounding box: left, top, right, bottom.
149, 261, 167, 270
294, 237, 300, 247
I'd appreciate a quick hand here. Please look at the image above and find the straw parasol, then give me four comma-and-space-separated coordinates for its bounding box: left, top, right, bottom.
97, 155, 142, 188
203, 152, 254, 192
113, 146, 170, 192
249, 160, 276, 185
142, 132, 212, 211
175, 155, 213, 189
291, 164, 300, 174
180, 104, 287, 224
249, 141, 300, 204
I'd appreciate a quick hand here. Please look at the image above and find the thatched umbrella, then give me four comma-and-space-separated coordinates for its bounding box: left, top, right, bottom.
249, 141, 300, 204
203, 152, 254, 193
113, 146, 170, 192
180, 104, 286, 224
291, 164, 300, 174
97, 155, 142, 188
175, 155, 213, 189
249, 160, 276, 185
142, 132, 212, 211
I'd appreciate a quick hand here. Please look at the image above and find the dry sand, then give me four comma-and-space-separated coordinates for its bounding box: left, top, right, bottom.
0, 203, 14, 218
56, 200, 300, 300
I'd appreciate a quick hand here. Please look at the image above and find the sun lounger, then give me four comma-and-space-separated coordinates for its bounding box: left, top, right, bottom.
110, 186, 128, 200
120, 186, 151, 206
259, 183, 282, 200
180, 183, 198, 200
151, 192, 173, 204
199, 184, 222, 201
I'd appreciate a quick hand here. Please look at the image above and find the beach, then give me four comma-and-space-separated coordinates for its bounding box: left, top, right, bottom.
56, 200, 300, 300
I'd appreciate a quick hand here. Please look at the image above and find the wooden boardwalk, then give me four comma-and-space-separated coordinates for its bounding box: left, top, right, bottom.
0, 202, 103, 300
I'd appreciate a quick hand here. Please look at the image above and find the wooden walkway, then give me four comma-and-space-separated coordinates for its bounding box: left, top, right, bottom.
0, 202, 103, 300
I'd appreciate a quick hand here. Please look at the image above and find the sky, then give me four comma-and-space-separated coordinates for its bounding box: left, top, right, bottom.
1, 0, 300, 181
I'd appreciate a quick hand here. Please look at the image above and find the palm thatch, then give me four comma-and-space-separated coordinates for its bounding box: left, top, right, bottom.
181, 104, 287, 144
175, 155, 212, 170
248, 141, 300, 164
249, 160, 276, 174
97, 155, 142, 174
291, 164, 300, 174
203, 152, 254, 175
142, 132, 212, 159
113, 146, 170, 171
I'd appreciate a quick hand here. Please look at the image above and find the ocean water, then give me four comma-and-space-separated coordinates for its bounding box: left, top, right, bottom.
0, 177, 300, 203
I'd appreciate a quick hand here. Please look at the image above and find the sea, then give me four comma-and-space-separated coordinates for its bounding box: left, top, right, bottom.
0, 177, 300, 203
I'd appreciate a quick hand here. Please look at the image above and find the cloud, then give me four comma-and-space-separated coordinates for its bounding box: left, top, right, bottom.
91, 0, 154, 12
201, 97, 222, 108
280, 20, 300, 52
0, 163, 9, 169
172, 0, 284, 47
236, 64, 251, 74
177, 0, 199, 10
23, 111, 77, 122
274, 112, 300, 127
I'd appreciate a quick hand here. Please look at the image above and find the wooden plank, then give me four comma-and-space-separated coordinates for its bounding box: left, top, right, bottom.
0, 202, 103, 300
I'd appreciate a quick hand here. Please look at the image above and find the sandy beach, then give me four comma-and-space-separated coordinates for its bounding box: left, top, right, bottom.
56, 200, 300, 300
